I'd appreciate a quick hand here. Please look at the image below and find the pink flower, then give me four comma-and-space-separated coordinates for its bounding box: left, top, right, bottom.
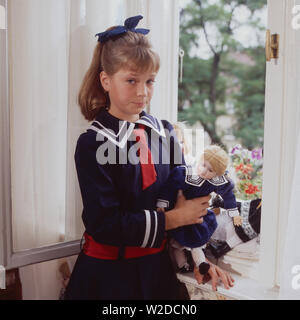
251, 149, 263, 160
231, 144, 242, 154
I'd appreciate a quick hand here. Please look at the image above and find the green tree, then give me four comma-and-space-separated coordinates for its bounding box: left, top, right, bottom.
231, 46, 265, 149
178, 0, 266, 150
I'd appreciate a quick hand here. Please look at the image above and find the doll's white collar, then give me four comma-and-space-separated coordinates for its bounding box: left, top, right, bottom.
183, 165, 229, 187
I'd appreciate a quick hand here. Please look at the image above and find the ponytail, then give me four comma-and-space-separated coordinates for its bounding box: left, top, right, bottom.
78, 43, 109, 121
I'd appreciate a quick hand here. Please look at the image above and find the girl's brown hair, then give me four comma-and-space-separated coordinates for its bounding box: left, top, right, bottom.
78, 28, 160, 121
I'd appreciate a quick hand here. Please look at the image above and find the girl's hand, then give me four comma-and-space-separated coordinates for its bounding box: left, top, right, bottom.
233, 216, 242, 226
177, 190, 211, 218
165, 190, 210, 230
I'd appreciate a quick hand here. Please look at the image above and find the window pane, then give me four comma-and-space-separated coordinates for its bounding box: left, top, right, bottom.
178, 0, 267, 281
8, 0, 125, 252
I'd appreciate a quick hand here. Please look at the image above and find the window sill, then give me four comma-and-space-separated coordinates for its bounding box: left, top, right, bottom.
177, 272, 279, 300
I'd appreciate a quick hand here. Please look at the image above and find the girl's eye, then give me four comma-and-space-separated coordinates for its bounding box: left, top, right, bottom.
147, 79, 155, 85
127, 79, 136, 84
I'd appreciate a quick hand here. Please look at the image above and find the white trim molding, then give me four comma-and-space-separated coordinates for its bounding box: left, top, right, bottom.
0, 0, 8, 269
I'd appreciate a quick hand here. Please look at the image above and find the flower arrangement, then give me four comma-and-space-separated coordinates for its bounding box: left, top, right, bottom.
230, 144, 263, 200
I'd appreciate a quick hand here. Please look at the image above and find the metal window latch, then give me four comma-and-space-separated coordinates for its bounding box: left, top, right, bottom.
179, 48, 185, 83
265, 29, 279, 61
0, 265, 5, 289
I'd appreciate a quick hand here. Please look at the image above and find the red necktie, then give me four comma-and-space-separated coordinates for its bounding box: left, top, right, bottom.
133, 124, 157, 190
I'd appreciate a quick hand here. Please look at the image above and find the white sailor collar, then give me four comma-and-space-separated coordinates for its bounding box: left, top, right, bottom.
183, 165, 229, 187
88, 109, 166, 148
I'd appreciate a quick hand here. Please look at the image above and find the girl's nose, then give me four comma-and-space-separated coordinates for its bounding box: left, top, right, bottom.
137, 84, 147, 97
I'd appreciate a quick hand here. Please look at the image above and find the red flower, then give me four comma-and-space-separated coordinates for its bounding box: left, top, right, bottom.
243, 164, 253, 174
245, 183, 259, 195
235, 163, 244, 172
235, 163, 254, 179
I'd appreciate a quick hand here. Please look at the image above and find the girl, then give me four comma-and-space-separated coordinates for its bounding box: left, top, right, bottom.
64, 15, 234, 300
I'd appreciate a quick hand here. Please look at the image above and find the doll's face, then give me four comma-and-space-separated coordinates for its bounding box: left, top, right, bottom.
197, 159, 217, 180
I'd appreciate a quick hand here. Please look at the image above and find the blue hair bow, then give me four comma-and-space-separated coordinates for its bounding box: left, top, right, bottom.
95, 15, 150, 43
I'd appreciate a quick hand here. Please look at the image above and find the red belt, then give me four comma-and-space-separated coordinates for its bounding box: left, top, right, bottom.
83, 232, 166, 260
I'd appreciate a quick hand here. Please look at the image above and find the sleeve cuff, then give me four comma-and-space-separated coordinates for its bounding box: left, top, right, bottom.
227, 208, 239, 217
140, 210, 166, 248
156, 199, 169, 208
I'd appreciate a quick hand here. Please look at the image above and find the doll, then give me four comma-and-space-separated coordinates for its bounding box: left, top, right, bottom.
156, 145, 240, 276
206, 195, 262, 259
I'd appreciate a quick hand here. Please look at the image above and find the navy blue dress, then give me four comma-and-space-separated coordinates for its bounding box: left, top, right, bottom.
64, 108, 185, 300
157, 165, 239, 248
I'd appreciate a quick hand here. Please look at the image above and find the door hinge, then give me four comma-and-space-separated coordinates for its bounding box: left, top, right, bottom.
266, 29, 279, 61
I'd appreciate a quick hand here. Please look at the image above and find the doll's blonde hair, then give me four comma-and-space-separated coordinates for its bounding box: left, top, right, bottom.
203, 145, 228, 176
78, 28, 160, 121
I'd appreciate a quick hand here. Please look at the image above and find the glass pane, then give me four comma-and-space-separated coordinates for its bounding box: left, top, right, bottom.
178, 0, 267, 281
9, 0, 125, 251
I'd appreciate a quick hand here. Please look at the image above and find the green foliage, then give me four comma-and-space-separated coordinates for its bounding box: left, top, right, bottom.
231, 47, 266, 148
178, 0, 267, 150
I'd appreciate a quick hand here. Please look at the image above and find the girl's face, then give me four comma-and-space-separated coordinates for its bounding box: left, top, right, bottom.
197, 158, 217, 180
100, 68, 157, 122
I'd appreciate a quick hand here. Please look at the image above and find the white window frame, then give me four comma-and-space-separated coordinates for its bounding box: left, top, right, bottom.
0, 0, 300, 300
0, 0, 180, 271
259, 0, 300, 288
2, 0, 293, 297
0, 0, 7, 269
178, 0, 300, 298
257, 0, 287, 288
0, 0, 81, 271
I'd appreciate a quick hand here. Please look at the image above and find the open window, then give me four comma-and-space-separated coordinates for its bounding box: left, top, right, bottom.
177, 0, 267, 283
176, 0, 300, 299
1, 0, 299, 300
0, 0, 129, 272
0, 0, 180, 298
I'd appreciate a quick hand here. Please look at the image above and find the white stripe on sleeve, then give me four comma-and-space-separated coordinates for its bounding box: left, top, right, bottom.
150, 211, 158, 248
141, 210, 151, 247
